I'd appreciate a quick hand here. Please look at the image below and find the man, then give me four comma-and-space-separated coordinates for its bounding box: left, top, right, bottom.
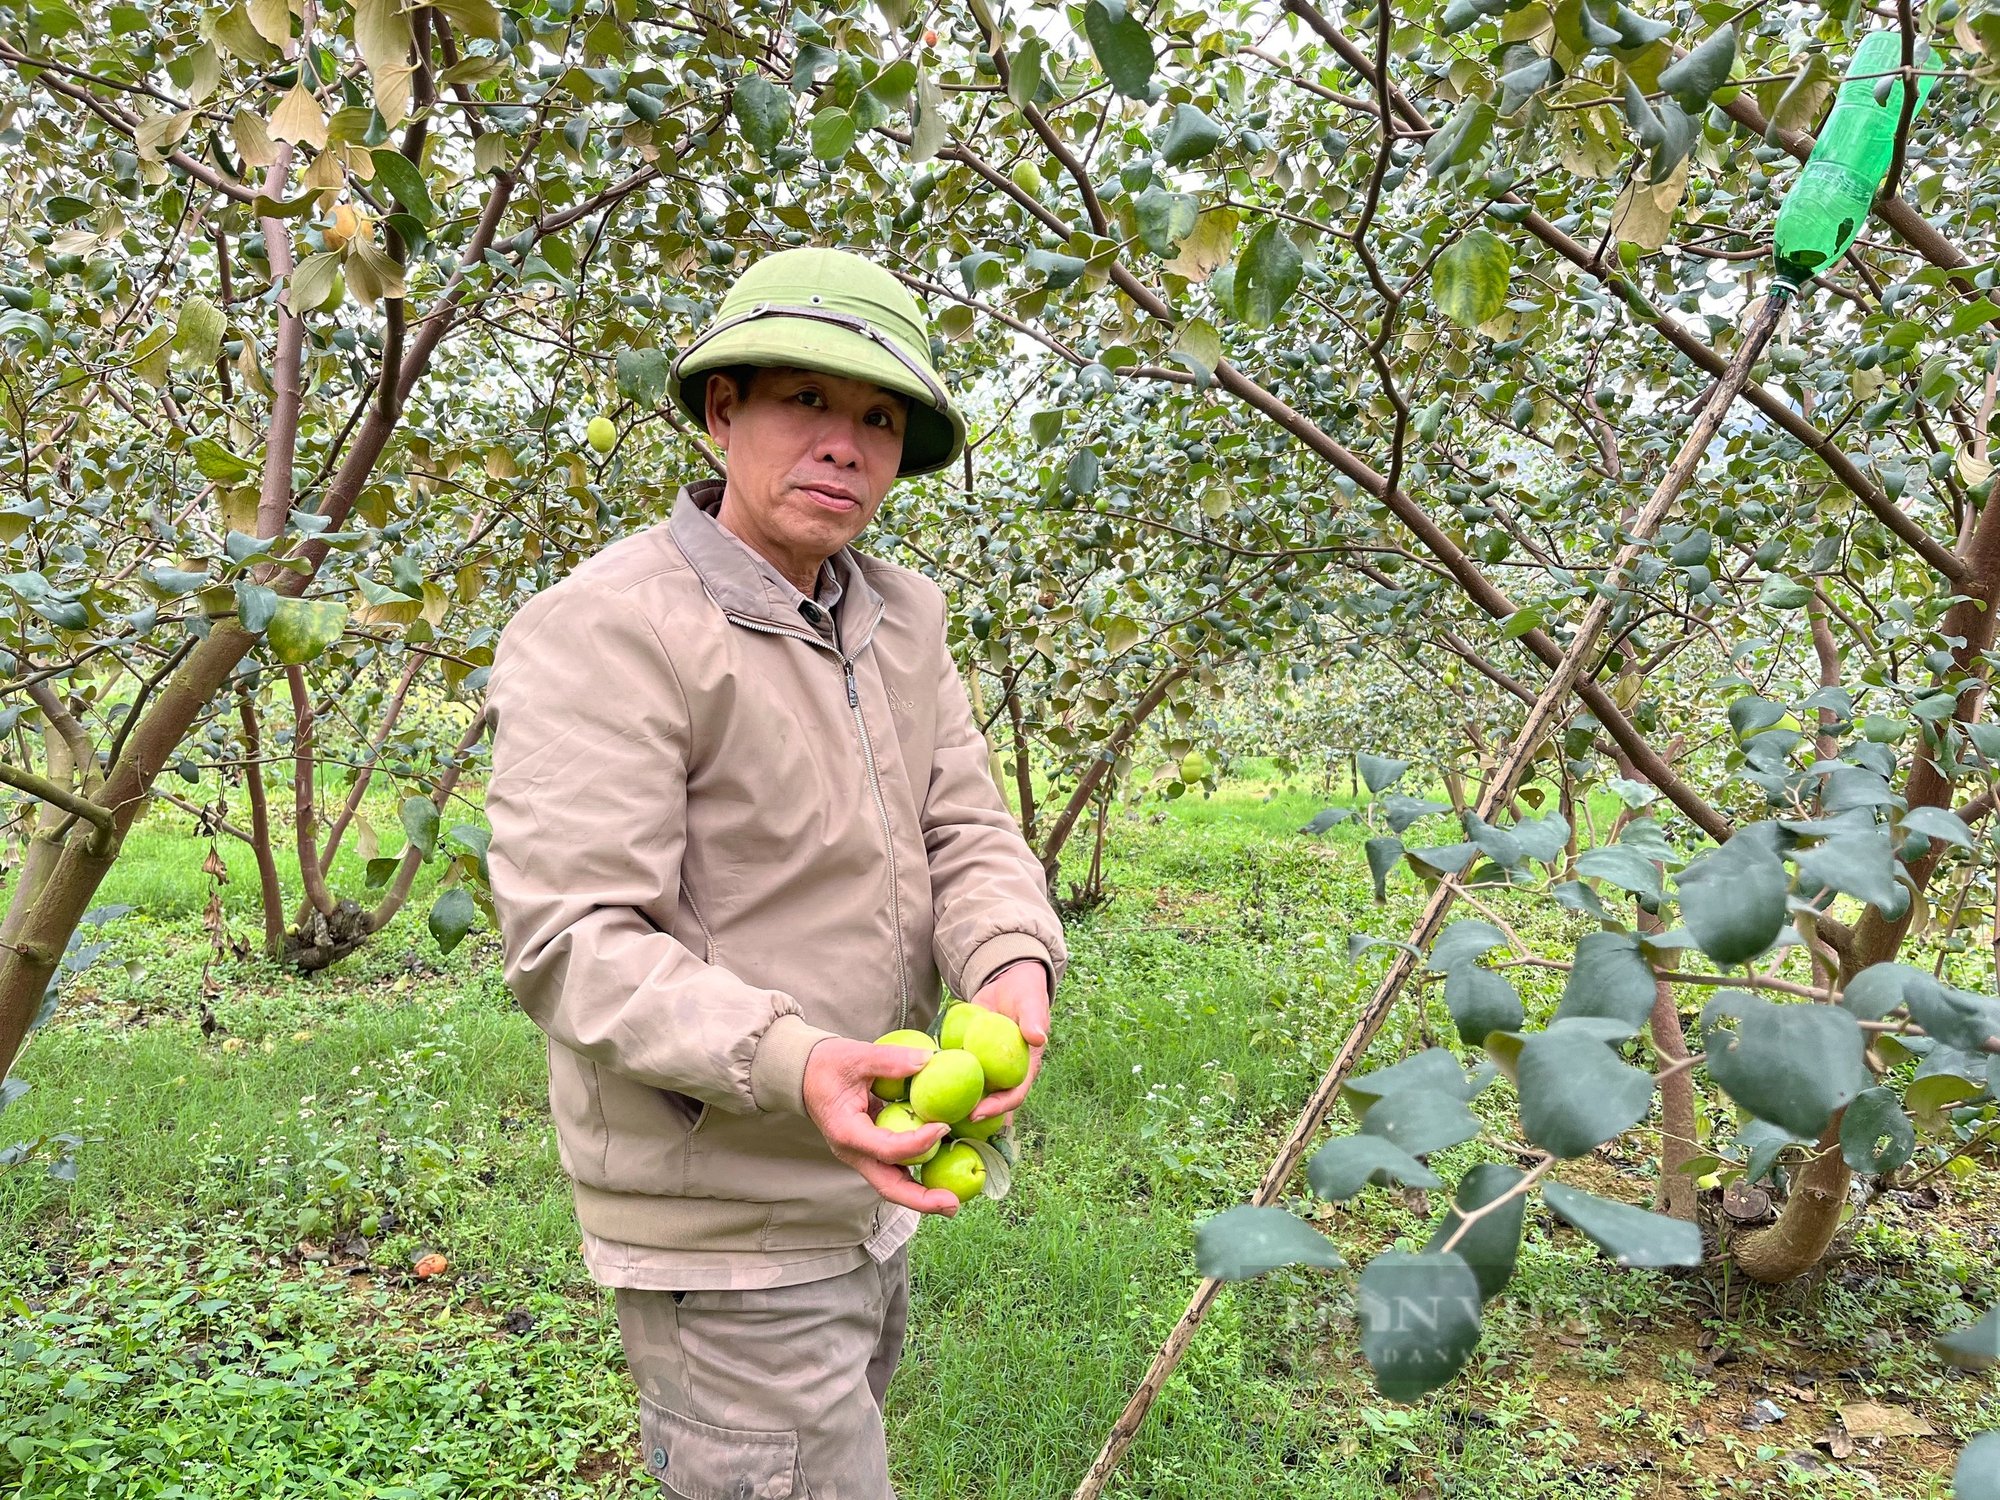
482, 246, 1067, 1499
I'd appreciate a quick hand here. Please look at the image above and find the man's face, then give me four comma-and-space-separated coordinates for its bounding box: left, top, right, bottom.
705, 365, 908, 576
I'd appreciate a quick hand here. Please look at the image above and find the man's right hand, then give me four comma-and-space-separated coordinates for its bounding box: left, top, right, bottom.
801, 1038, 964, 1215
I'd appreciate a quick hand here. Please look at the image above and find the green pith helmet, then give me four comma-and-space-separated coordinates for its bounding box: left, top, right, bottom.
670, 247, 967, 477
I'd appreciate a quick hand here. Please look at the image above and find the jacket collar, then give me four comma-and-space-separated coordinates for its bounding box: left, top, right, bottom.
670, 479, 886, 648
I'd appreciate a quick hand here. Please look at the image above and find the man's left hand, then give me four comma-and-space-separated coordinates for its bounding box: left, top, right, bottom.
964, 960, 1049, 1122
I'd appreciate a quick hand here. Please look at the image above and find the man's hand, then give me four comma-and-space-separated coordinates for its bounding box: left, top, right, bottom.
802, 1038, 963, 1215
965, 960, 1050, 1122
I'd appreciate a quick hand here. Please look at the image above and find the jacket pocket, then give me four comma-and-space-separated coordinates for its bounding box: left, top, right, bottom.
638, 1395, 797, 1500
661, 1088, 711, 1141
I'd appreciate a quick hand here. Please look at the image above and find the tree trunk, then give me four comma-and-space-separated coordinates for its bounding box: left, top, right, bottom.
1731, 1126, 1849, 1283
236, 685, 288, 958
1641, 909, 1698, 1222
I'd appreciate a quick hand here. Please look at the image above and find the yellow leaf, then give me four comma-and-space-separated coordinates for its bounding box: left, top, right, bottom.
342, 238, 406, 306
432, 0, 501, 43
221, 487, 261, 534
303, 149, 344, 190
247, 0, 291, 46
1609, 160, 1687, 253
420, 581, 449, 628
186, 43, 223, 103
1163, 209, 1237, 282
206, 3, 277, 64
473, 131, 510, 174
130, 324, 174, 388
269, 83, 328, 150
232, 108, 279, 169
134, 108, 196, 158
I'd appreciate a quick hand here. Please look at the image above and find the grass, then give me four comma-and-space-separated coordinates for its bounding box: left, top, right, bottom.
2, 768, 1993, 1497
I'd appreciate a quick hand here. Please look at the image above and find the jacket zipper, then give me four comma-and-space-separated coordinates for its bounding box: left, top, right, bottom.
845, 656, 912, 1029
721, 606, 912, 1030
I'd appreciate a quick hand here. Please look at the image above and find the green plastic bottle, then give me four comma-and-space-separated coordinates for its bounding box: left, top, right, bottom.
1771, 30, 1941, 285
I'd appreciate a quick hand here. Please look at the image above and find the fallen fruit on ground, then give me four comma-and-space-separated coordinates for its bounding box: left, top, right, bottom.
909, 1048, 984, 1123
920, 1141, 987, 1202
412, 1253, 448, 1278
875, 1101, 942, 1164
870, 1028, 940, 1101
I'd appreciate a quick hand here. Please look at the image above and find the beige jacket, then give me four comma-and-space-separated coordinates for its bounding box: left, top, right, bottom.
484, 480, 1066, 1259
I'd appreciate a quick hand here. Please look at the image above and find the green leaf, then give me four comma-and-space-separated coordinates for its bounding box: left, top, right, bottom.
1839, 1086, 1915, 1174
1496, 55, 1554, 117
1426, 99, 1495, 180
1956, 1433, 2000, 1499
1700, 994, 1869, 1139
172, 294, 225, 366
733, 71, 791, 155
1365, 835, 1402, 902
1308, 1136, 1443, 1200
809, 107, 856, 161
1385, 795, 1451, 834
615, 348, 668, 406
283, 250, 341, 316
428, 886, 477, 954
1133, 185, 1198, 257
1907, 1071, 1989, 1134
400, 795, 440, 860
1161, 103, 1225, 166
0, 1076, 27, 1114
1358, 1087, 1481, 1158
1429, 919, 1506, 973
189, 438, 258, 483
1064, 448, 1100, 496
1231, 222, 1303, 329
1905, 983, 2000, 1054
1006, 38, 1047, 110
1083, 0, 1155, 99
1357, 1251, 1483, 1400
369, 149, 435, 225
1656, 24, 1736, 110
1422, 1163, 1524, 1301
1542, 1181, 1702, 1267
1433, 229, 1512, 329
1517, 1022, 1654, 1157
1194, 1205, 1345, 1281
1758, 573, 1813, 609
1511, 814, 1570, 866
265, 598, 347, 664
1576, 845, 1663, 903
1025, 248, 1088, 288
1445, 967, 1524, 1047
365, 856, 401, 889
1358, 753, 1409, 793
1937, 1306, 2000, 1371
1841, 962, 1939, 1021
1901, 805, 1975, 850
1345, 1048, 1478, 1112
1464, 814, 1524, 869
1676, 835, 1788, 966
1611, 3, 1670, 48
235, 581, 278, 633
1554, 931, 1657, 1032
